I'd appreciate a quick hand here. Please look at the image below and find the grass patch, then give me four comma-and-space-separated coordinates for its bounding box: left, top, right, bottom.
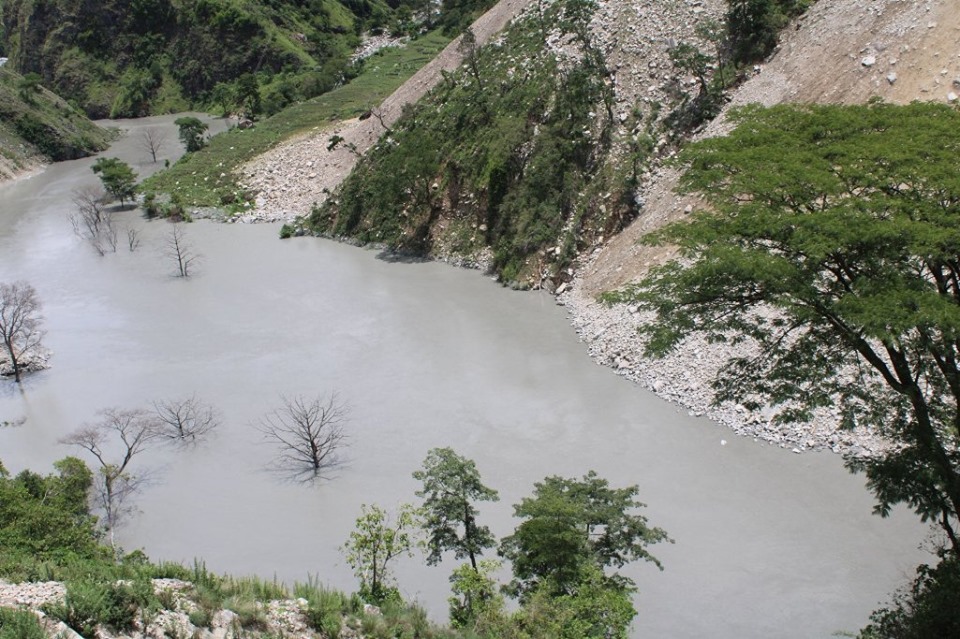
142, 30, 450, 211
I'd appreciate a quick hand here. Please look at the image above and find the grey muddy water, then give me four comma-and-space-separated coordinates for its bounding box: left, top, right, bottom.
0, 115, 930, 638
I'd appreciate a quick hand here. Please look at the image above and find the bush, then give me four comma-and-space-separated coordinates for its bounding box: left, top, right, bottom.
860, 557, 960, 639
0, 608, 46, 639
45, 577, 156, 636
727, 0, 811, 63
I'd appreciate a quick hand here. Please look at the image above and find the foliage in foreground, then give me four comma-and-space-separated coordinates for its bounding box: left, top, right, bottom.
0, 607, 46, 639
0, 452, 666, 639
605, 99, 960, 633
859, 555, 960, 639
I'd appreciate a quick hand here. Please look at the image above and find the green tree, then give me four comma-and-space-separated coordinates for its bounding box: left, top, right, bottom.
859, 556, 960, 639
412, 447, 499, 569
342, 503, 419, 604
447, 559, 505, 629
608, 102, 960, 554
499, 471, 669, 600
209, 82, 235, 116
17, 72, 43, 104
91, 158, 138, 207
0, 457, 102, 561
726, 0, 809, 64
511, 565, 637, 639
174, 116, 209, 153
235, 73, 261, 118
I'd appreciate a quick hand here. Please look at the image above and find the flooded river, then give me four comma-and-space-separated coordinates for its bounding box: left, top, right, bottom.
0, 115, 930, 638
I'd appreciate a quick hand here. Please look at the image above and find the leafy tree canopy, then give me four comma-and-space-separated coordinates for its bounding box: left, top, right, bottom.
499, 471, 669, 599
342, 503, 419, 604
91, 157, 138, 206
607, 101, 960, 553
0, 457, 103, 562
413, 447, 499, 569
174, 116, 209, 153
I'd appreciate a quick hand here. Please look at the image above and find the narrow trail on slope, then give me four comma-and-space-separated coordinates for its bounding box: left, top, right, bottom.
239, 0, 535, 222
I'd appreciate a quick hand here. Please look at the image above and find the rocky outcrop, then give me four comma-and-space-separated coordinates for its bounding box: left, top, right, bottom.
0, 579, 333, 639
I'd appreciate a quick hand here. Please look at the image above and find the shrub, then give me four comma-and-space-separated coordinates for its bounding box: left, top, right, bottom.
0, 608, 46, 639
44, 578, 155, 636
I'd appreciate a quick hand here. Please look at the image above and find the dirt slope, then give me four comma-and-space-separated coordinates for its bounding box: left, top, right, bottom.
580, 0, 959, 297
239, 0, 535, 221
560, 0, 959, 454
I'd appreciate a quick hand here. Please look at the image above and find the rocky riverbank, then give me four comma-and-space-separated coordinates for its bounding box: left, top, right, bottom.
557, 281, 888, 457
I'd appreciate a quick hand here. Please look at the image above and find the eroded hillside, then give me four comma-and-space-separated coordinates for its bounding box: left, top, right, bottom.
580, 0, 960, 297
564, 0, 959, 454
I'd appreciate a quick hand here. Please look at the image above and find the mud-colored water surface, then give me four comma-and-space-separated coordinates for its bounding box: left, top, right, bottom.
0, 115, 930, 638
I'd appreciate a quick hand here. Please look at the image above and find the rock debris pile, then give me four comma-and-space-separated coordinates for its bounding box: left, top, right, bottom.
559, 285, 888, 456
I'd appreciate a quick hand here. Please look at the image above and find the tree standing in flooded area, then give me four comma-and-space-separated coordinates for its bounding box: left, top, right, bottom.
0, 281, 45, 383
257, 393, 349, 483
60, 408, 161, 548
413, 447, 499, 570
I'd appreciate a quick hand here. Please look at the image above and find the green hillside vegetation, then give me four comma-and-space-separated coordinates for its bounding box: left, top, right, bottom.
0, 0, 494, 119
308, 0, 634, 287
142, 29, 450, 209
0, 66, 109, 172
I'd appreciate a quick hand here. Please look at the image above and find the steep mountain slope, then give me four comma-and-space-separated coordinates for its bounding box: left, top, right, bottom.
0, 0, 490, 119
298, 0, 726, 285
564, 0, 959, 453
238, 0, 534, 222
0, 65, 110, 182
580, 0, 960, 297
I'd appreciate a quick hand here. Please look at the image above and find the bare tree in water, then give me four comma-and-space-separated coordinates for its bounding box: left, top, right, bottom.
0, 281, 45, 383
60, 408, 160, 548
165, 224, 199, 277
153, 394, 220, 444
257, 394, 349, 483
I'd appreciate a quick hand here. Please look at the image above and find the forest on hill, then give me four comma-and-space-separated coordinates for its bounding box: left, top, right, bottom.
0, 0, 493, 119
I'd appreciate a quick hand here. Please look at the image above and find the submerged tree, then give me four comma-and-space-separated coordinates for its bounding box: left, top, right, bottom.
0, 281, 46, 383
257, 394, 349, 483
60, 408, 160, 547
607, 101, 960, 554
165, 224, 199, 277
153, 395, 220, 444
140, 127, 167, 163
412, 447, 499, 570
70, 186, 117, 255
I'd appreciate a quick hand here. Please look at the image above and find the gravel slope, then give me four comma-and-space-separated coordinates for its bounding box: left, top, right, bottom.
569, 0, 958, 454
